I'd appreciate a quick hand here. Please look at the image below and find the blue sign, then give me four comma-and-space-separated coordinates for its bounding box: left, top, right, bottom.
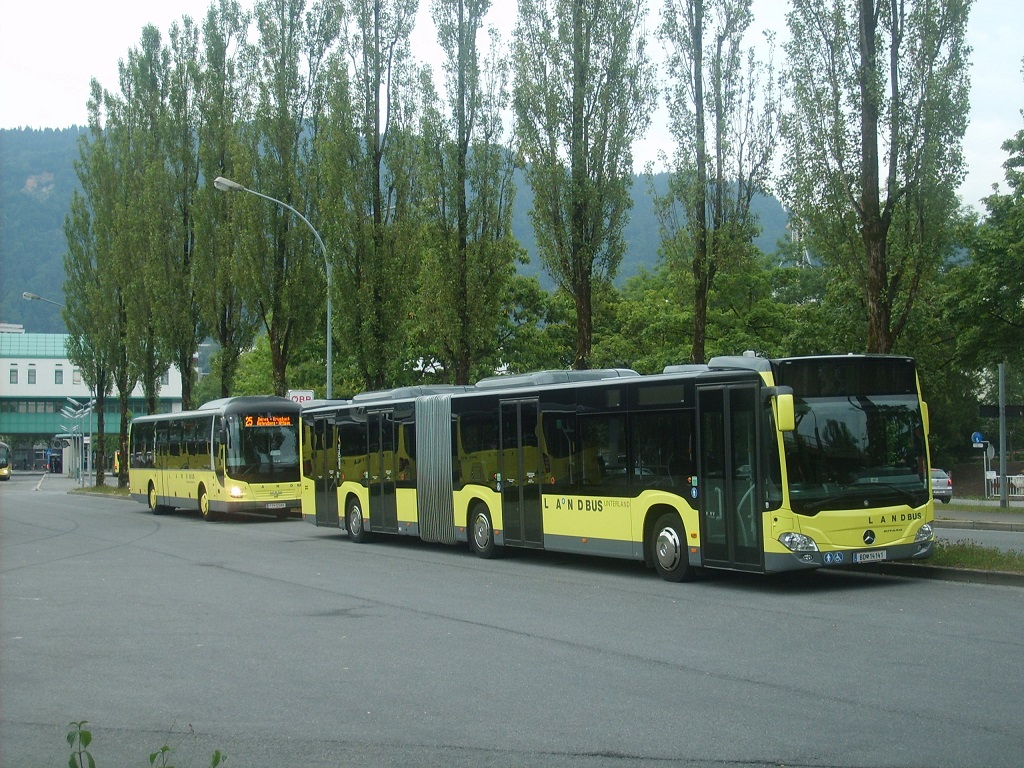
972, 431, 984, 444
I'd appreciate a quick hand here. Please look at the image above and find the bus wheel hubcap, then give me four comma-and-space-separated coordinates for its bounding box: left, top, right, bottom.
473, 514, 490, 548
656, 527, 681, 571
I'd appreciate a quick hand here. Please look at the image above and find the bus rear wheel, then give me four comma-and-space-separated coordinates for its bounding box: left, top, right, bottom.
469, 505, 498, 559
347, 498, 368, 543
651, 512, 694, 582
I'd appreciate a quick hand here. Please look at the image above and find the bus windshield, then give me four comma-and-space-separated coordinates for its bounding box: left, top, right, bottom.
225, 414, 300, 484
784, 394, 929, 514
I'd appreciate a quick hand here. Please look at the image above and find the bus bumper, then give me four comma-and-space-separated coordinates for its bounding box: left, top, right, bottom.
765, 539, 935, 573
208, 498, 302, 517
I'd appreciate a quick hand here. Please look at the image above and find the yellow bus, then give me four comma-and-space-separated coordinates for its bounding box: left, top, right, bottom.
129, 396, 302, 521
300, 355, 936, 580
0, 440, 11, 481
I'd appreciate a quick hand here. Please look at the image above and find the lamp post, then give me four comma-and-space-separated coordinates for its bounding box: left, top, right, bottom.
214, 176, 333, 399
22, 290, 65, 308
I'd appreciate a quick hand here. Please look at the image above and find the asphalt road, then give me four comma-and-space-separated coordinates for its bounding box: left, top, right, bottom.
3, 473, 1024, 768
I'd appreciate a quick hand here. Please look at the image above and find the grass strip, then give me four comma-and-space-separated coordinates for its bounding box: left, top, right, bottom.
928, 538, 1024, 574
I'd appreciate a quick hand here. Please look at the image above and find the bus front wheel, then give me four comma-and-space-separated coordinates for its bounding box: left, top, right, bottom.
469, 505, 498, 559
347, 498, 368, 543
148, 483, 166, 515
650, 512, 694, 582
199, 485, 219, 522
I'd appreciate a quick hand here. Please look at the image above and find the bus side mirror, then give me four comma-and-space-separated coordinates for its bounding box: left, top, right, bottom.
921, 401, 929, 436
775, 393, 795, 433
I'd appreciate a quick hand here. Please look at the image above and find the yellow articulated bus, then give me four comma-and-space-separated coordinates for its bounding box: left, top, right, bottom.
300, 354, 935, 581
129, 396, 302, 521
0, 440, 12, 481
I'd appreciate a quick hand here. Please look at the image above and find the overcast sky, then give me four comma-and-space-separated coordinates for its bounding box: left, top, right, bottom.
2, 0, 1021, 209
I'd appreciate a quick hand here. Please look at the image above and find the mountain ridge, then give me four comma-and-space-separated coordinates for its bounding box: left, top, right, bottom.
0, 126, 788, 332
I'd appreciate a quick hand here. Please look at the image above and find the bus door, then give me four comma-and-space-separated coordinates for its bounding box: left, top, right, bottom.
368, 410, 398, 533
500, 399, 543, 548
697, 384, 763, 571
307, 415, 339, 527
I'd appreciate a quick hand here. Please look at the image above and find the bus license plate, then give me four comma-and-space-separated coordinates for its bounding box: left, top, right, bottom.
854, 550, 887, 563
267, 502, 286, 509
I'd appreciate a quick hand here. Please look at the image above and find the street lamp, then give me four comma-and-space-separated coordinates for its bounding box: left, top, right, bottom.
22, 291, 66, 308
214, 176, 333, 399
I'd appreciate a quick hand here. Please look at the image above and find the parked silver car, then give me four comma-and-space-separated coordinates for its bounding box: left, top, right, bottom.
930, 468, 953, 504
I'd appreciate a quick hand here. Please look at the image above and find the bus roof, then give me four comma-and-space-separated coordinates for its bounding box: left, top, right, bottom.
132, 395, 301, 425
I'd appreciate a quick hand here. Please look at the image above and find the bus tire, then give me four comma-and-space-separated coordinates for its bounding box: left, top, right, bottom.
650, 512, 694, 582
148, 483, 166, 515
198, 485, 219, 522
346, 498, 368, 543
469, 504, 498, 559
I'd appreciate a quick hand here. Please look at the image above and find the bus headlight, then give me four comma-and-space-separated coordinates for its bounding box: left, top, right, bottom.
229, 485, 244, 499
779, 532, 819, 552
914, 523, 934, 542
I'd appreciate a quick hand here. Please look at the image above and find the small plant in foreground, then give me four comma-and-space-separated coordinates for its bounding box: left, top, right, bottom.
67, 721, 95, 768
65, 721, 225, 767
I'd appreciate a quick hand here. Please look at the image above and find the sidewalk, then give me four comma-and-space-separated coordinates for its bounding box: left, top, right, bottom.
934, 497, 1024, 533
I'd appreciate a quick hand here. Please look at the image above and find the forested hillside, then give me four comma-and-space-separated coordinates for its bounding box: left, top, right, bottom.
0, 127, 86, 332
0, 126, 788, 333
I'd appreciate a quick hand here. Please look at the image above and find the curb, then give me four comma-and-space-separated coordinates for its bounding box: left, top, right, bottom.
935, 519, 1024, 533
858, 561, 1024, 587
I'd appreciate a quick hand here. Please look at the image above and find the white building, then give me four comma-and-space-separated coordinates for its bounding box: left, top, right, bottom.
0, 331, 183, 472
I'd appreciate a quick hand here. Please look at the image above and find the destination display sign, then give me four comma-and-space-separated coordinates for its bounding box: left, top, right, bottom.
243, 414, 294, 428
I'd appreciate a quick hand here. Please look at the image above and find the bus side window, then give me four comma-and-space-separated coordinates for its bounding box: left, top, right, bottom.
629, 411, 695, 488
577, 413, 626, 493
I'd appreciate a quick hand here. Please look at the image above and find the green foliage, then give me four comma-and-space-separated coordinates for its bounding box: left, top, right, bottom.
149, 744, 174, 767
67, 721, 95, 768
655, 0, 781, 363
495, 276, 575, 373
0, 0, 999, 471
782, 0, 970, 353
231, 335, 275, 396
929, 539, 1024, 574
65, 721, 226, 768
947, 139, 1024, 368
593, 268, 691, 373
513, 0, 656, 368
416, 1, 521, 384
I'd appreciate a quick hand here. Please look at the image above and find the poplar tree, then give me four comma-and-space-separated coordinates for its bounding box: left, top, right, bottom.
783, 0, 971, 353
513, 0, 655, 369
320, 0, 422, 390
656, 0, 779, 363
195, 0, 260, 398
237, 0, 339, 396
64, 85, 119, 486
113, 25, 176, 415
160, 16, 207, 410
419, 0, 521, 383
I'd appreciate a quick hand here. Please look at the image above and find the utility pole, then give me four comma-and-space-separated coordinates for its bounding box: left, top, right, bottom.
999, 362, 1008, 508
